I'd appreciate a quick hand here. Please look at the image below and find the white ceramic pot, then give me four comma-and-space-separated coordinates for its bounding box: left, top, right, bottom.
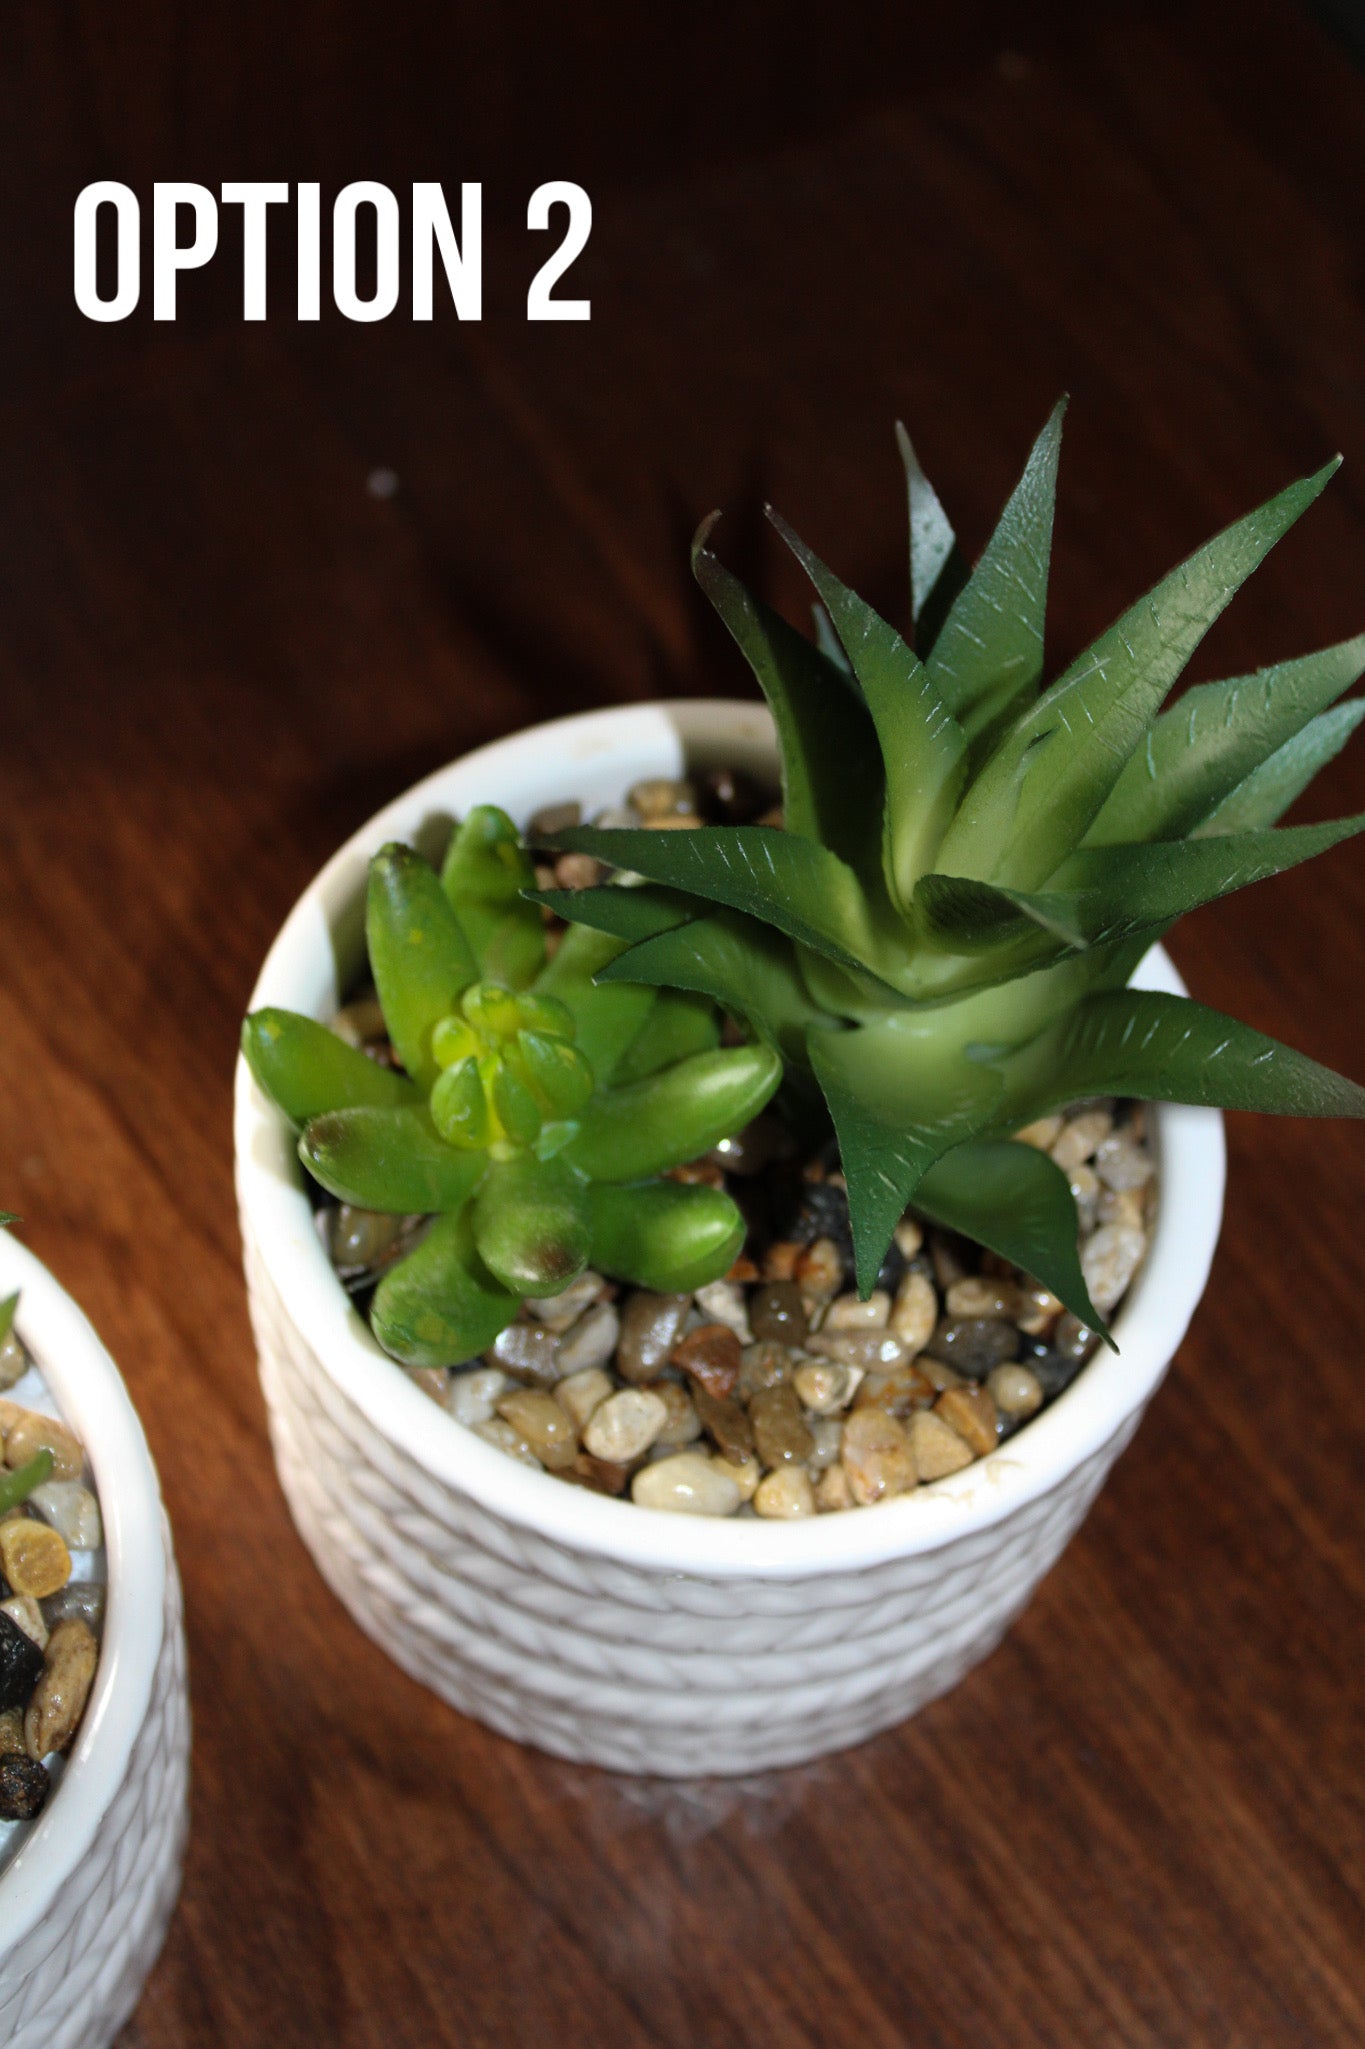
234, 700, 1225, 1778
0, 1234, 189, 2047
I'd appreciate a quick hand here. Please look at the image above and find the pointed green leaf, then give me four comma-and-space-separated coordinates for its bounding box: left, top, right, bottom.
767, 510, 968, 906
586, 1179, 746, 1293
939, 459, 1342, 887
567, 1043, 781, 1182
807, 1019, 1003, 1294
371, 1210, 519, 1368
611, 989, 720, 1084
472, 1154, 590, 1296
532, 920, 656, 1085
301, 1106, 487, 1213
528, 884, 692, 945
242, 1009, 421, 1126
915, 1140, 1108, 1338
691, 521, 883, 872
596, 911, 828, 1066
925, 400, 1066, 745
812, 602, 853, 675
1197, 700, 1365, 835
440, 806, 545, 989
367, 844, 478, 1090
896, 422, 969, 656
1088, 636, 1365, 845
0, 1291, 17, 1345
545, 824, 904, 995
995, 988, 1365, 1129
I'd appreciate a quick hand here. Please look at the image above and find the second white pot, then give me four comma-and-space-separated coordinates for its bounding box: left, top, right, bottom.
235, 700, 1225, 1777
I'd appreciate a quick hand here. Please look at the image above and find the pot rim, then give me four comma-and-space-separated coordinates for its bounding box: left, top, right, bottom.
233, 698, 1226, 1581
0, 1232, 168, 1958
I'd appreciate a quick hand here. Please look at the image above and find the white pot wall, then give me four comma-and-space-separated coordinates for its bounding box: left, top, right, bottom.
234, 700, 1225, 1777
0, 1234, 189, 2049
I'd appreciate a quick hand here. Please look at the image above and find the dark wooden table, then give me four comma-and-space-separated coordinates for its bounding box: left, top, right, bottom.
4, 3, 1365, 2042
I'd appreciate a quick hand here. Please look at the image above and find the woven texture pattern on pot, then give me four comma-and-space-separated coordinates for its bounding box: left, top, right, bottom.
244, 1221, 1140, 1776
0, 1524, 190, 2049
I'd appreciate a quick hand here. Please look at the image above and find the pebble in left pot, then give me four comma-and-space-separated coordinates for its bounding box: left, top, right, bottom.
0, 1285, 104, 1856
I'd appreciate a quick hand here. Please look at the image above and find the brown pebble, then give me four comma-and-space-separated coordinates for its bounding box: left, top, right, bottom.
4, 1412, 84, 1484
554, 851, 606, 891
750, 1384, 815, 1468
749, 1281, 809, 1347
795, 1237, 843, 1302
0, 1520, 71, 1600
668, 1157, 727, 1189
0, 1707, 24, 1754
935, 1385, 1001, 1457
924, 1316, 1020, 1375
815, 1463, 853, 1512
487, 1321, 562, 1387
616, 1291, 692, 1384
841, 1409, 917, 1505
496, 1390, 579, 1471
25, 1618, 97, 1759
929, 1232, 972, 1291
692, 1385, 756, 1463
0, 1751, 49, 1820
570, 1452, 632, 1496
737, 1341, 793, 1399
672, 1323, 742, 1399
761, 1241, 801, 1283
653, 1380, 703, 1447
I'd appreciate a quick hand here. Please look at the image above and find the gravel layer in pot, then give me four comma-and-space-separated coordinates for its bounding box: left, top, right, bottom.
307, 767, 1157, 1518
0, 1307, 106, 1863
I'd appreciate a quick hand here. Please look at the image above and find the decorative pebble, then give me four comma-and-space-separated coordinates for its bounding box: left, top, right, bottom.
924, 1316, 1020, 1376
631, 1453, 741, 1516
672, 1322, 742, 1399
0, 1520, 71, 1600
712, 1454, 761, 1501
653, 1381, 703, 1447
40, 1582, 105, 1634
570, 1452, 631, 1496
0, 1752, 49, 1821
553, 852, 606, 891
1094, 1132, 1155, 1192
472, 1417, 541, 1467
793, 1359, 859, 1415
935, 1384, 1001, 1456
446, 1365, 511, 1428
794, 1237, 843, 1302
749, 1281, 809, 1347
0, 1596, 47, 1651
3, 1411, 84, 1484
524, 1271, 605, 1333
495, 1390, 579, 1471
760, 1241, 802, 1283
754, 1466, 816, 1519
893, 1218, 924, 1258
553, 1366, 614, 1433
0, 1611, 44, 1713
554, 1300, 621, 1374
692, 1385, 755, 1464
807, 1416, 845, 1472
1069, 1163, 1100, 1234
0, 1708, 23, 1754
945, 1277, 1020, 1321
823, 1290, 890, 1331
0, 1334, 28, 1393
890, 1269, 938, 1355
24, 1618, 97, 1760
750, 1385, 815, 1467
28, 1482, 102, 1553
840, 1409, 917, 1505
805, 1328, 907, 1371
988, 1364, 1044, 1419
917, 1354, 965, 1392
929, 1232, 971, 1291
1014, 1114, 1064, 1151
616, 1291, 691, 1383
583, 1388, 669, 1464
1050, 1108, 1114, 1171
1098, 1184, 1146, 1230
737, 1340, 793, 1399
1014, 1285, 1063, 1338
1081, 1225, 1147, 1314
854, 1363, 935, 1417
406, 1365, 450, 1406
628, 776, 696, 819
486, 1321, 562, 1386
325, 1204, 406, 1273
906, 1410, 974, 1481
693, 1280, 753, 1345
816, 1463, 853, 1512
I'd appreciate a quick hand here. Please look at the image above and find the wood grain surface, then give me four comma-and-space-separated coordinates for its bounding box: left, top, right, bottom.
3, 3, 1364, 2042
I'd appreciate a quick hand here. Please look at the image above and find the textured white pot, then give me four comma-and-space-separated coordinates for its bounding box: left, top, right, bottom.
235, 700, 1225, 1777
0, 1234, 189, 2047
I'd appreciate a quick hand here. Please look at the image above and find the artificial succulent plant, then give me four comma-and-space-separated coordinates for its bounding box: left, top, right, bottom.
243, 810, 779, 1366
534, 402, 1365, 1336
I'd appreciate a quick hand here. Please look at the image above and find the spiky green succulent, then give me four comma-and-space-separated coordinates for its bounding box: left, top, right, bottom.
534, 402, 1365, 1335
243, 807, 779, 1367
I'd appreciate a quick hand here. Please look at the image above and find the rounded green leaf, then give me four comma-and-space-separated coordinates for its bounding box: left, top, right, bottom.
301, 1106, 487, 1213
367, 844, 477, 1091
511, 1031, 594, 1118
566, 1043, 782, 1182
586, 1180, 745, 1293
472, 1155, 590, 1296
371, 1210, 519, 1368
430, 1057, 490, 1150
440, 805, 545, 990
242, 1009, 420, 1126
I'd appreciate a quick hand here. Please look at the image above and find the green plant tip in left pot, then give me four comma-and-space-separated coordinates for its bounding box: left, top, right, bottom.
242, 817, 780, 1369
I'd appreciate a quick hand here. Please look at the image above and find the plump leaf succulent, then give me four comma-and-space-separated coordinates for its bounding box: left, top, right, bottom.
243, 807, 780, 1367
533, 403, 1365, 1335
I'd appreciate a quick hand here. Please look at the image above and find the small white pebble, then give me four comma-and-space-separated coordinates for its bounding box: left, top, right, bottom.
1014, 1114, 1064, 1151
446, 1366, 511, 1428
1081, 1224, 1146, 1315
553, 1366, 614, 1433
890, 1269, 938, 1355
824, 1290, 890, 1331
712, 1454, 761, 1501
631, 1453, 741, 1516
987, 1364, 1044, 1419
555, 1300, 621, 1373
472, 1417, 542, 1468
693, 1280, 752, 1344
1094, 1132, 1155, 1192
29, 1480, 102, 1551
583, 1388, 668, 1463
793, 1358, 859, 1414
1051, 1109, 1113, 1172
524, 1272, 606, 1333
